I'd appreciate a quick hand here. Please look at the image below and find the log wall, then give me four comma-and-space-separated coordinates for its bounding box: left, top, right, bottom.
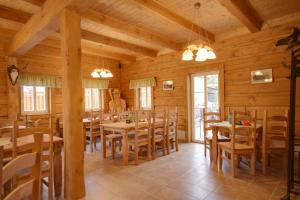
120, 21, 300, 141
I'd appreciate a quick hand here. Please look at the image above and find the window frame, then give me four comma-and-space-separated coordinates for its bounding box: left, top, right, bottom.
84, 88, 103, 112
20, 85, 50, 115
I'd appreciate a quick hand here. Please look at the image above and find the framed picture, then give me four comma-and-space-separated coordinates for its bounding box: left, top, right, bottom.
251, 69, 273, 84
163, 80, 174, 90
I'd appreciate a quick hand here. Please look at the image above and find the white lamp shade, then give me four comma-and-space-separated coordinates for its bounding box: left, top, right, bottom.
91, 71, 100, 78
182, 49, 193, 61
207, 50, 216, 59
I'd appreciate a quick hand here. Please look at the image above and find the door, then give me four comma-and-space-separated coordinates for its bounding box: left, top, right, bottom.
191, 72, 219, 142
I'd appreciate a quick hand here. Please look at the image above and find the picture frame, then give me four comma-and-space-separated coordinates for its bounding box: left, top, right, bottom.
163, 80, 174, 90
251, 69, 273, 84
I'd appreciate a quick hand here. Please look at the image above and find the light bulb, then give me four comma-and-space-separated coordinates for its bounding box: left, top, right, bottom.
182, 49, 193, 61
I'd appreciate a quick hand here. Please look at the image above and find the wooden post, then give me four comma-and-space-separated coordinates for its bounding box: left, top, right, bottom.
6, 57, 19, 120
60, 8, 85, 199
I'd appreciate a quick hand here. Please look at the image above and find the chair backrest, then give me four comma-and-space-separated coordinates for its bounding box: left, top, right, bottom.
12, 115, 52, 158
152, 109, 166, 136
0, 119, 13, 138
89, 118, 101, 136
203, 108, 221, 133
134, 110, 151, 141
1, 132, 43, 200
231, 110, 256, 149
262, 109, 289, 150
118, 111, 130, 121
90, 111, 101, 120
166, 107, 178, 136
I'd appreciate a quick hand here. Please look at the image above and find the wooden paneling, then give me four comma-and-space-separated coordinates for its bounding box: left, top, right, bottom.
120, 21, 300, 140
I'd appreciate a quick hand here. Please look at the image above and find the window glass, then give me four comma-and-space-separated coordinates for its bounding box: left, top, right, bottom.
85, 88, 102, 111
139, 86, 152, 109
22, 86, 48, 114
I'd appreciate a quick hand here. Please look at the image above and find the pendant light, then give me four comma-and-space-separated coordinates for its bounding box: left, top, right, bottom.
181, 2, 216, 62
91, 58, 113, 78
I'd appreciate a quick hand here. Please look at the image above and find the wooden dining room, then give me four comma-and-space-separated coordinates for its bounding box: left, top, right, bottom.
0, 0, 300, 199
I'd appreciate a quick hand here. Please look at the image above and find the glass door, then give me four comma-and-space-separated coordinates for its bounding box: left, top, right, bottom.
191, 72, 219, 142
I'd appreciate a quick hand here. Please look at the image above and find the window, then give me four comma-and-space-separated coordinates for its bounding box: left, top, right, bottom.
85, 88, 102, 111
139, 86, 152, 110
21, 86, 49, 114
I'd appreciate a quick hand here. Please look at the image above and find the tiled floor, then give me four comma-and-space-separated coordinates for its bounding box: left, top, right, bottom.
81, 143, 298, 200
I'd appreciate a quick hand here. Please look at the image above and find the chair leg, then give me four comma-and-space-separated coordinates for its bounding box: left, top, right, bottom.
262, 152, 267, 175
118, 140, 122, 152
175, 137, 179, 151
231, 154, 236, 178
48, 175, 53, 200
90, 136, 94, 153
204, 139, 207, 157
162, 139, 166, 156
250, 152, 256, 176
209, 140, 212, 163
166, 137, 170, 154
135, 146, 139, 165
218, 147, 222, 171
112, 140, 115, 160
147, 144, 151, 161
152, 142, 156, 160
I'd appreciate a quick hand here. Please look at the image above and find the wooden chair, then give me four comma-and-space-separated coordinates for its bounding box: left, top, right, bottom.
101, 112, 123, 160
85, 113, 101, 152
13, 115, 54, 200
166, 107, 179, 154
128, 110, 152, 165
0, 132, 43, 200
151, 109, 166, 159
261, 110, 289, 175
203, 108, 230, 162
218, 111, 257, 177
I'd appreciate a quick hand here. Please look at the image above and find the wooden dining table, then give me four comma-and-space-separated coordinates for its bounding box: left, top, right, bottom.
209, 121, 262, 169
1, 133, 63, 198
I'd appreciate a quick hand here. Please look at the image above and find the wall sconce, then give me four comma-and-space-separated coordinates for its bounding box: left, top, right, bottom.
7, 65, 19, 86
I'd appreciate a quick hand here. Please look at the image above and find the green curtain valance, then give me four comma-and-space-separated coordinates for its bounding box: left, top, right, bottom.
129, 77, 156, 89
82, 79, 109, 89
19, 73, 61, 88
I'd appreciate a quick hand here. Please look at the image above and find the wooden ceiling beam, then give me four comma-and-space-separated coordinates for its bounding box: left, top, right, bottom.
0, 5, 31, 23
22, 0, 46, 7
81, 30, 157, 57
82, 10, 182, 51
81, 44, 136, 62
0, 6, 136, 62
5, 0, 97, 56
130, 0, 215, 42
217, 0, 263, 32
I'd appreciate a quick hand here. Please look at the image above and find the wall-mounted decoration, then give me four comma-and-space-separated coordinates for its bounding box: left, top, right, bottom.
7, 64, 20, 86
251, 69, 273, 84
163, 80, 174, 90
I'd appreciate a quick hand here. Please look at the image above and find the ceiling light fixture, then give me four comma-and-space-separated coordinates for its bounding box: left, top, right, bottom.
181, 2, 216, 62
91, 59, 113, 78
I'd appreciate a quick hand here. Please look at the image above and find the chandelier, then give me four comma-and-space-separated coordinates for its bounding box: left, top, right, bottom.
182, 2, 216, 62
91, 59, 113, 78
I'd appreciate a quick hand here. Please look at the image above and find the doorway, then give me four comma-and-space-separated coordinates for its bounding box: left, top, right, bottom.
191, 72, 220, 142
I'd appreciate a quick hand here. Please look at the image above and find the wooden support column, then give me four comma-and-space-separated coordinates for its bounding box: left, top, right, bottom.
60, 8, 85, 200
6, 57, 19, 120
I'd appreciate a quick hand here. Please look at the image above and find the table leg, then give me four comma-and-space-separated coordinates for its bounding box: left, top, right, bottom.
101, 126, 106, 159
212, 127, 218, 169
122, 130, 128, 165
53, 143, 62, 198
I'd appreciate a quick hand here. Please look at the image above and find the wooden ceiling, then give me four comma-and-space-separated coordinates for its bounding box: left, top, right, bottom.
0, 0, 299, 63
